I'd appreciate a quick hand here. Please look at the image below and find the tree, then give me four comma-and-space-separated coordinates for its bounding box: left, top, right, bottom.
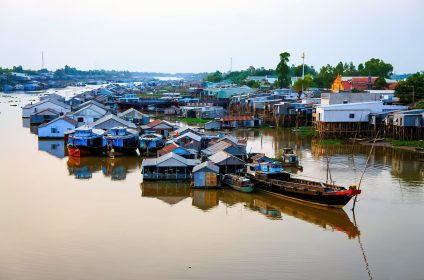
313, 64, 335, 88
205, 71, 223, 83
276, 52, 291, 88
395, 72, 424, 104
292, 74, 313, 98
292, 64, 317, 77
374, 76, 388, 89
361, 58, 393, 78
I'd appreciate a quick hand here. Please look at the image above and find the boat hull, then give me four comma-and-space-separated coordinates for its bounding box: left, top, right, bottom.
248, 175, 359, 208
67, 146, 103, 157
228, 185, 254, 193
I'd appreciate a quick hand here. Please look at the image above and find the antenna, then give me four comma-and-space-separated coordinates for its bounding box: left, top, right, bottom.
301, 51, 305, 93
41, 51, 45, 69
230, 57, 233, 73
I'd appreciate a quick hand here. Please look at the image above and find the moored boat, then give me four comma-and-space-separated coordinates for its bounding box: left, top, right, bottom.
246, 171, 361, 208
222, 174, 254, 193
280, 148, 302, 169
103, 127, 139, 157
67, 126, 104, 157
139, 133, 165, 154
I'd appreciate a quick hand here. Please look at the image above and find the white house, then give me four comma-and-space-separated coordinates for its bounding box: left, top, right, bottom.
315, 101, 383, 123
22, 99, 71, 118
38, 116, 78, 138
71, 104, 108, 125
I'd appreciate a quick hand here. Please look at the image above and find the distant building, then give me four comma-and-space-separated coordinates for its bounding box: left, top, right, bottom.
117, 108, 150, 125
22, 99, 71, 118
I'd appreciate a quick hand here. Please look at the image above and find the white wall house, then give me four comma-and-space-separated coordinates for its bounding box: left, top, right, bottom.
71, 104, 108, 125
315, 101, 384, 123
38, 116, 78, 138
22, 99, 71, 118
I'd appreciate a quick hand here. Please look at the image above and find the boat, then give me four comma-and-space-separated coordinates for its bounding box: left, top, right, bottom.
103, 127, 140, 157
222, 174, 254, 193
67, 126, 104, 157
139, 133, 165, 154
280, 148, 302, 168
246, 171, 361, 208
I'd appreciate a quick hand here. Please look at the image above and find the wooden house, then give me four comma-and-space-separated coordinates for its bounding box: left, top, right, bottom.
38, 116, 78, 138
221, 116, 260, 128
201, 141, 245, 159
208, 151, 245, 173
141, 152, 201, 180
192, 161, 221, 188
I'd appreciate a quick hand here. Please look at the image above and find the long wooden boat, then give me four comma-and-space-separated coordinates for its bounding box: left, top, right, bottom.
246, 171, 361, 208
222, 174, 254, 193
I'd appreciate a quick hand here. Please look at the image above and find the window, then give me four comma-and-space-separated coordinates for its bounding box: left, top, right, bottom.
343, 100, 348, 104
51, 127, 58, 133
349, 114, 355, 119
77, 117, 84, 122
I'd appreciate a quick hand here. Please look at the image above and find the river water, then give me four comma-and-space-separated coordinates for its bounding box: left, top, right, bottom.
0, 89, 423, 280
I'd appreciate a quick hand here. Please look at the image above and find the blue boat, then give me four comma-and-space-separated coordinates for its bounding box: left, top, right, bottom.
67, 126, 104, 157
139, 133, 165, 154
103, 127, 140, 157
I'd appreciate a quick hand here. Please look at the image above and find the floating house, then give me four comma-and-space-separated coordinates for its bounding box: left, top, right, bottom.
30, 108, 60, 124
250, 153, 273, 163
157, 143, 197, 159
201, 141, 245, 159
139, 133, 165, 153
38, 116, 78, 138
40, 93, 66, 103
221, 116, 261, 128
192, 161, 221, 188
141, 152, 201, 180
174, 132, 202, 151
71, 103, 108, 125
117, 108, 150, 125
208, 151, 245, 173
88, 114, 136, 130
22, 99, 71, 118
204, 120, 222, 130
141, 120, 177, 137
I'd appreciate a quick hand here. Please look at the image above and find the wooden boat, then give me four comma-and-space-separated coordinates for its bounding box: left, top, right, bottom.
67, 126, 104, 157
246, 171, 361, 208
103, 127, 139, 157
280, 148, 302, 168
222, 174, 254, 193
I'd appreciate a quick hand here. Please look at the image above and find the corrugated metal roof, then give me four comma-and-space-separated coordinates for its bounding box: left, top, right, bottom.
175, 132, 202, 142
39, 115, 78, 128
157, 143, 179, 154
208, 151, 245, 165
193, 161, 219, 173
142, 152, 200, 167
88, 114, 136, 128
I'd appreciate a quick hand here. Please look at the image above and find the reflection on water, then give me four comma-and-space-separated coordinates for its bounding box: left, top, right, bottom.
140, 182, 359, 239
67, 156, 142, 180
38, 139, 66, 158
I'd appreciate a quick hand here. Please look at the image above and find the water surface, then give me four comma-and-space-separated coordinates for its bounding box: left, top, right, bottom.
0, 90, 423, 280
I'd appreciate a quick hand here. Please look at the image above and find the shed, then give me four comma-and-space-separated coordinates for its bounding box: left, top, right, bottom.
118, 108, 150, 125
204, 120, 222, 130
30, 108, 60, 124
142, 152, 201, 180
192, 161, 221, 188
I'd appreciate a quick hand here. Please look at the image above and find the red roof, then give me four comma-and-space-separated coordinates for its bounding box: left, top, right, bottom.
157, 143, 179, 155
147, 119, 162, 128
222, 116, 254, 121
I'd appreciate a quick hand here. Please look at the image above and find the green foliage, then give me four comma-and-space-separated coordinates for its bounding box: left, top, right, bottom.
296, 126, 316, 137
292, 64, 317, 77
395, 72, 424, 104
244, 80, 260, 88
292, 74, 314, 96
317, 139, 342, 145
386, 138, 424, 148
374, 76, 388, 89
313, 64, 336, 88
362, 58, 393, 78
180, 117, 209, 125
205, 71, 223, 83
276, 52, 291, 88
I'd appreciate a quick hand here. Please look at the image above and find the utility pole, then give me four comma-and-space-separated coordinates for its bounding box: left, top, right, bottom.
230, 57, 233, 73
41, 51, 45, 69
301, 51, 305, 93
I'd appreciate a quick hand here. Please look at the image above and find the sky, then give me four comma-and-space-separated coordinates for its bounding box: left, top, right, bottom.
0, 0, 423, 73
